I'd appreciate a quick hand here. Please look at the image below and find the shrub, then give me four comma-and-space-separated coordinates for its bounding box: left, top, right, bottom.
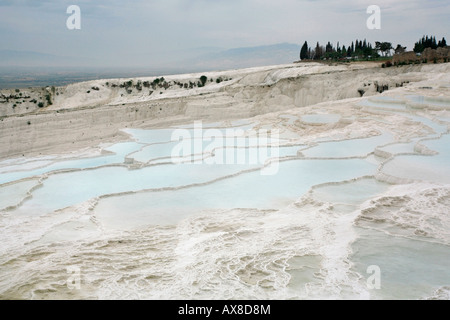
216, 77, 223, 84
385, 61, 392, 68
15, 89, 20, 93
200, 75, 207, 86
45, 94, 52, 105
381, 64, 386, 68
38, 102, 44, 108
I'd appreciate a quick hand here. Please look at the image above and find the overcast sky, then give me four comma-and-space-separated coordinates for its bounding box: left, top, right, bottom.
0, 0, 448, 67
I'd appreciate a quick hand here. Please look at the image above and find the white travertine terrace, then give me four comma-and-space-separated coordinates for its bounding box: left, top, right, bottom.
0, 62, 449, 300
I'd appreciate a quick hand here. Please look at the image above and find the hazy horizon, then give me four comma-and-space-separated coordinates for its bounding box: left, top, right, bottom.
0, 42, 302, 88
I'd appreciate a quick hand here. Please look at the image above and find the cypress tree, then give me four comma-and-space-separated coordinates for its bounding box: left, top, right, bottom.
300, 41, 309, 60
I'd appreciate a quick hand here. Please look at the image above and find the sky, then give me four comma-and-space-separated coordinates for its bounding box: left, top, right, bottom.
0, 0, 448, 68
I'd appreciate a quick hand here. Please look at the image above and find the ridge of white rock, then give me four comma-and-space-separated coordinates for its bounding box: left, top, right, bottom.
0, 62, 449, 159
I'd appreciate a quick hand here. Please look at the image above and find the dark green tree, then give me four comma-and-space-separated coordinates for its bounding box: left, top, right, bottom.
414, 41, 423, 53
414, 35, 441, 53
199, 75, 208, 87
347, 46, 352, 57
314, 42, 324, 60
381, 42, 393, 56
432, 36, 437, 49
394, 44, 406, 55
300, 41, 309, 60
376, 41, 393, 56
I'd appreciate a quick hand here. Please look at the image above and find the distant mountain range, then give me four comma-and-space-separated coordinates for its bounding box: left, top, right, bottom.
184, 43, 301, 70
0, 43, 300, 71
